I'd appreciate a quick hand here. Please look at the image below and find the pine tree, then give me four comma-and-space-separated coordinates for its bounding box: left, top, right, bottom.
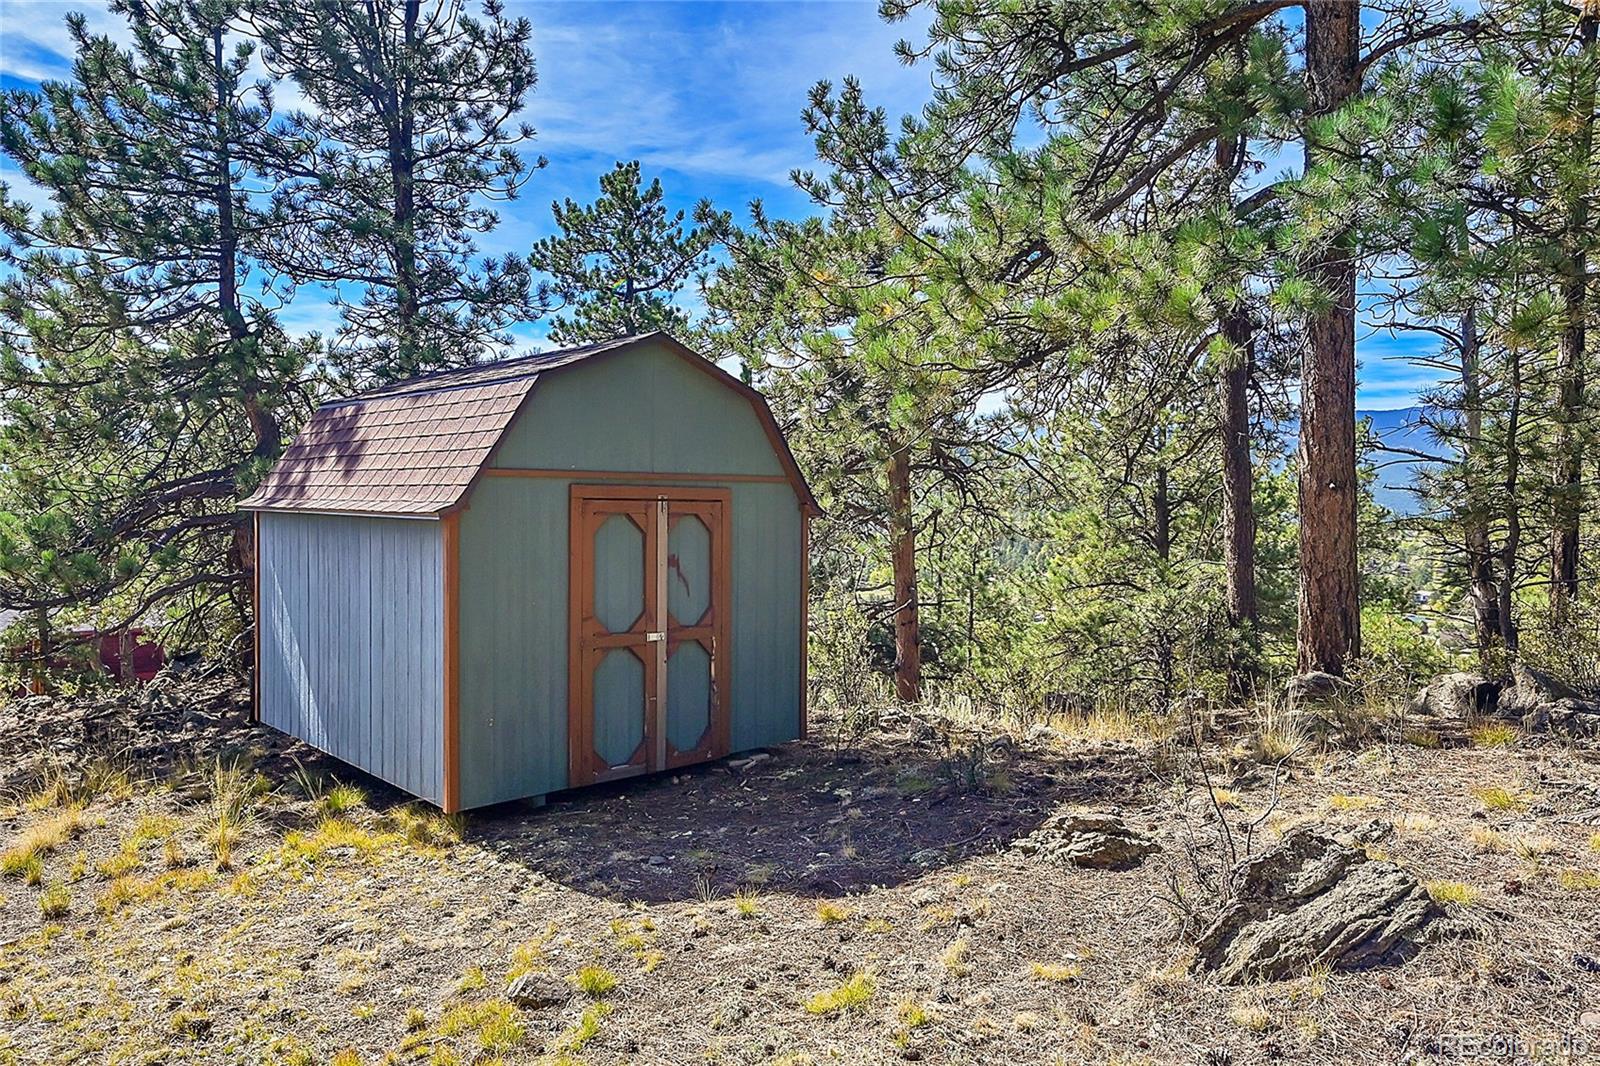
864, 0, 1482, 678
0, 0, 311, 656
529, 161, 725, 345
250, 0, 540, 382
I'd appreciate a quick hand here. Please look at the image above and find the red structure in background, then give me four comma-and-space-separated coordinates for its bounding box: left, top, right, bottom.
21, 626, 166, 693
88, 627, 166, 682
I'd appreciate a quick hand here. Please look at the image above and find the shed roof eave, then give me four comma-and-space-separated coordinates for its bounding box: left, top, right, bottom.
241, 504, 444, 521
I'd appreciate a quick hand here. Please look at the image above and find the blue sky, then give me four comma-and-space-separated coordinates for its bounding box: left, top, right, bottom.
0, 0, 1436, 408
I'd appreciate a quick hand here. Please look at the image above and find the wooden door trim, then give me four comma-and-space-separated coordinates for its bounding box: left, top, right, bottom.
569, 484, 733, 786
661, 498, 733, 768
571, 484, 734, 505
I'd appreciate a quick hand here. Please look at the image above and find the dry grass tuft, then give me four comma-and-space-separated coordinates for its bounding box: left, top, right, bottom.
1029, 961, 1082, 983
2, 809, 84, 878
1470, 827, 1506, 853
1468, 722, 1519, 748
804, 971, 875, 1015
733, 886, 762, 918
815, 900, 849, 925
560, 1002, 612, 1053
571, 964, 618, 999
385, 804, 463, 850
1424, 880, 1482, 906
1230, 997, 1272, 1032
321, 782, 367, 815
1555, 869, 1600, 892
38, 881, 70, 919
1472, 784, 1531, 812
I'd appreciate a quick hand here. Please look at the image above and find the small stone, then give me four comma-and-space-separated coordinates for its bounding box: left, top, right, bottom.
1283, 671, 1352, 707
505, 972, 569, 1011
1012, 811, 1159, 870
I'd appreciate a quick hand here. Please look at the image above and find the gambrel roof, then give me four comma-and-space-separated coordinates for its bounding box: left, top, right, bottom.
239, 333, 820, 517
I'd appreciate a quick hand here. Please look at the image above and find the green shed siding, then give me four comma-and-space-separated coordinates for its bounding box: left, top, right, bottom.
456, 476, 569, 807
728, 481, 804, 752
456, 346, 803, 807
489, 342, 784, 478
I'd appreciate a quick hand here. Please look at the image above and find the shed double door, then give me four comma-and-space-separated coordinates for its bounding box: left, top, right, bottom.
569, 486, 732, 786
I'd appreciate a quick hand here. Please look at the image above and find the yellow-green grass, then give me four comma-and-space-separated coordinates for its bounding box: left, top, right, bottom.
1424, 880, 1482, 906
805, 971, 875, 1014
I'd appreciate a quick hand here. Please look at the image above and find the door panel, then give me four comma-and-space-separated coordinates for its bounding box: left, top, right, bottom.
570, 487, 731, 786
592, 648, 647, 767
665, 640, 712, 755
593, 514, 646, 633
662, 501, 729, 766
667, 513, 712, 625
570, 498, 658, 784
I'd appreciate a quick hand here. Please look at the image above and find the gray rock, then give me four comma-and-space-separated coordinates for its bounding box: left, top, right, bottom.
1498, 663, 1577, 718
1407, 672, 1500, 719
505, 972, 569, 1010
1283, 671, 1352, 708
1013, 811, 1159, 869
1500, 664, 1600, 736
1532, 697, 1600, 737
1192, 826, 1440, 984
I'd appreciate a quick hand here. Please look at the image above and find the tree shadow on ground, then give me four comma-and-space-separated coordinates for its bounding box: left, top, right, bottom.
469, 715, 1157, 903
0, 674, 1160, 906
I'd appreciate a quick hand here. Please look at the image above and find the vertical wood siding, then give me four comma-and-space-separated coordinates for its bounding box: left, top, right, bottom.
457, 346, 802, 807
258, 511, 445, 804
489, 342, 785, 477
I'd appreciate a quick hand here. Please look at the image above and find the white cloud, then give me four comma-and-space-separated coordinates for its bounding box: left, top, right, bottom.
515, 0, 932, 185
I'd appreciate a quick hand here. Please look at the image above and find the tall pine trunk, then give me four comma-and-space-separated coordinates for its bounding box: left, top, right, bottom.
1550, 12, 1597, 619
1459, 306, 1501, 661
212, 26, 280, 462
386, 0, 423, 372
1500, 342, 1524, 655
1220, 308, 1258, 693
887, 443, 921, 702
1296, 0, 1362, 676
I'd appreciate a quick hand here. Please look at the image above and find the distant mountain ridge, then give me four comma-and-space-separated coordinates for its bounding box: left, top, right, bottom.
1277, 407, 1445, 516
1361, 407, 1446, 515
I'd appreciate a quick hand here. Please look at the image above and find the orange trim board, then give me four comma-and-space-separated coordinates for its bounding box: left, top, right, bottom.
441, 511, 462, 814
251, 511, 261, 724
484, 468, 791, 485
800, 509, 810, 739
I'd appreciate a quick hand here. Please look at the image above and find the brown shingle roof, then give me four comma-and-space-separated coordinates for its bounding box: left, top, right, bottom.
239, 334, 821, 518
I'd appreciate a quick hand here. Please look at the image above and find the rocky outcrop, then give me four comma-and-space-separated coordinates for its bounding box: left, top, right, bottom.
1192, 827, 1440, 984
1499, 664, 1600, 738
1407, 672, 1501, 719
1012, 811, 1159, 869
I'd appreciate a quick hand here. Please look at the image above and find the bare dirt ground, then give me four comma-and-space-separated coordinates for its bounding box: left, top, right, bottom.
2, 677, 1599, 1065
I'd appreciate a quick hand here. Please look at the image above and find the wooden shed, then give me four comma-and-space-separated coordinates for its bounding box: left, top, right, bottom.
241, 333, 818, 812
